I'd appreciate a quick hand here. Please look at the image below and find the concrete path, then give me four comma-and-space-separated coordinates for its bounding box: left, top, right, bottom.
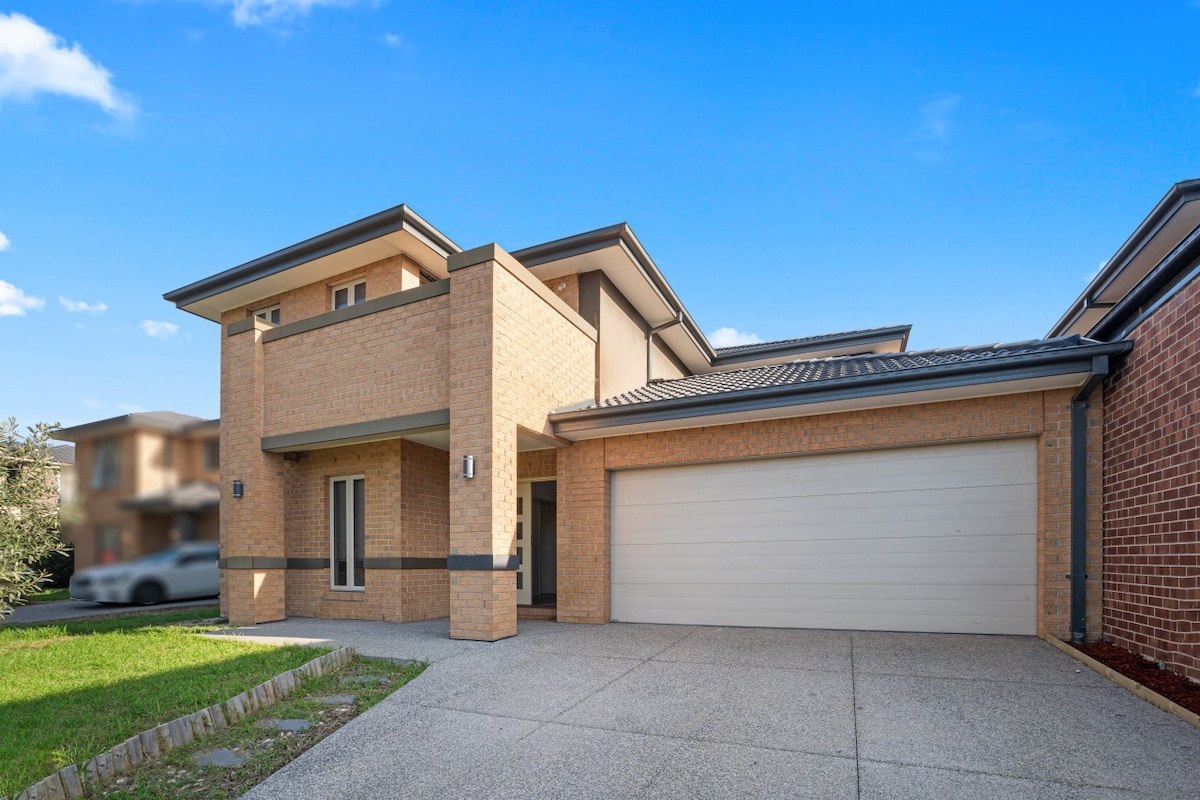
213, 619, 1200, 799
2, 597, 218, 625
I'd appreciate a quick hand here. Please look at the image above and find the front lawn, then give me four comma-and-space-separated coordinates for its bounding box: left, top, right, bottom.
24, 588, 70, 603
0, 608, 331, 796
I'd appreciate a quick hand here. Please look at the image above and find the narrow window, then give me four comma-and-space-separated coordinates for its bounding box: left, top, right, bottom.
92, 438, 121, 490
253, 305, 281, 325
332, 280, 366, 310
330, 475, 365, 590
202, 439, 219, 472
97, 524, 122, 564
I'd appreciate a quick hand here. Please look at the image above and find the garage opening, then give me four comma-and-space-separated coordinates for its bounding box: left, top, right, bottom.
610, 438, 1037, 635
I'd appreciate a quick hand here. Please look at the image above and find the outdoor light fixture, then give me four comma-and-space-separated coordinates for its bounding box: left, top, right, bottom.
462, 455, 475, 479
232, 479, 244, 498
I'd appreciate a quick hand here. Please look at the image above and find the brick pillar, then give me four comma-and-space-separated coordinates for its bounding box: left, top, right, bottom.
447, 248, 517, 641
220, 318, 287, 625
557, 438, 610, 623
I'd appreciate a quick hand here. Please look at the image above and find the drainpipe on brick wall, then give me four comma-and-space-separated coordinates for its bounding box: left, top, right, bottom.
1069, 355, 1110, 643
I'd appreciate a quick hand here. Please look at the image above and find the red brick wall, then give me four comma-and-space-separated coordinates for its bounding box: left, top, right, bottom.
558, 389, 1100, 639
1102, 274, 1200, 680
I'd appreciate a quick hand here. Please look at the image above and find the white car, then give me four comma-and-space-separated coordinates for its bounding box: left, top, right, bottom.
69, 544, 220, 605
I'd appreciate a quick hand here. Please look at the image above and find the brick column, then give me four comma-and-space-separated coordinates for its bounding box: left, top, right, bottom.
220, 318, 287, 625
447, 248, 517, 641
557, 438, 610, 623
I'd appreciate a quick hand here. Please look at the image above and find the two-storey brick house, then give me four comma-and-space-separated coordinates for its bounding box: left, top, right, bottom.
166, 205, 1133, 643
57, 412, 220, 568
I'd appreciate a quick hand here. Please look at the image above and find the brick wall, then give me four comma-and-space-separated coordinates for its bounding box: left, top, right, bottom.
558, 389, 1100, 639
518, 449, 558, 480
447, 246, 596, 640
262, 292, 449, 437
282, 439, 449, 621
1102, 274, 1200, 680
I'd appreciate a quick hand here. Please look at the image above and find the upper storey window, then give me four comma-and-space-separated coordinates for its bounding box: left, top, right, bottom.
333, 280, 366, 310
254, 305, 280, 325
92, 437, 120, 490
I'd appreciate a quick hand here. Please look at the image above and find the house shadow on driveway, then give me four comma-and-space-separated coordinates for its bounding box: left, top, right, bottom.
215, 619, 1200, 799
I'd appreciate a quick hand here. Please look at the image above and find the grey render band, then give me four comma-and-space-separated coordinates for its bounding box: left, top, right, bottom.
226, 317, 257, 337
261, 409, 450, 452
164, 204, 461, 308
222, 557, 448, 570
447, 555, 519, 571
551, 342, 1134, 435
219, 557, 288, 570
260, 279, 450, 343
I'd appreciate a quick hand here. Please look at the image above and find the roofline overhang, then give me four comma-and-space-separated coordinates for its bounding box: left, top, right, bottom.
550, 340, 1133, 439
1049, 179, 1200, 340
512, 223, 718, 365
163, 204, 462, 312
711, 325, 913, 367
55, 414, 216, 442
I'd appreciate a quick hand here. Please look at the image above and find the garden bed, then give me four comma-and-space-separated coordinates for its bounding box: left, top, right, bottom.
1072, 640, 1200, 716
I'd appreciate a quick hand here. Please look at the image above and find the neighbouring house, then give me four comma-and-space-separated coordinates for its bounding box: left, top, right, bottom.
1050, 179, 1200, 681
50, 443, 76, 508
164, 203, 1138, 645
56, 413, 220, 569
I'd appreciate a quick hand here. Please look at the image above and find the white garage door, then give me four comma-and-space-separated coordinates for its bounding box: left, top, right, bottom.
611, 439, 1037, 635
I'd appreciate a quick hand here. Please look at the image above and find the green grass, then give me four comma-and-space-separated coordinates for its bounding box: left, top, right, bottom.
102, 656, 425, 799
0, 609, 333, 796
24, 588, 69, 603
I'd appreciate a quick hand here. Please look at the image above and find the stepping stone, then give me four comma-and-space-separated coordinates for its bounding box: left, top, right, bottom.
343, 675, 385, 685
194, 749, 245, 767
255, 718, 312, 732
316, 695, 356, 705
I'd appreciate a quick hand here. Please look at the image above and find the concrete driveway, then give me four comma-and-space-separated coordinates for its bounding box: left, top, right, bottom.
214, 619, 1200, 799
3, 597, 218, 625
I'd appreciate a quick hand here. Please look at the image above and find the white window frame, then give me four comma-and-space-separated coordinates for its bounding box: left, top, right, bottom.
331, 279, 366, 310
329, 474, 366, 591
253, 305, 280, 325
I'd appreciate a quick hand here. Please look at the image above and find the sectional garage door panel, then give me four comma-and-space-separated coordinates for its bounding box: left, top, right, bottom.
610, 439, 1038, 635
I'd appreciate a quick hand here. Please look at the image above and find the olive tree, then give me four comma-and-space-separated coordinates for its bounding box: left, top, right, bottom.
0, 417, 66, 616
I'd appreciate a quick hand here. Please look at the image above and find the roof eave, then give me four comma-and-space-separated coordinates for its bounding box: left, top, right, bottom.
712, 325, 913, 366
163, 204, 462, 311
1049, 179, 1200, 339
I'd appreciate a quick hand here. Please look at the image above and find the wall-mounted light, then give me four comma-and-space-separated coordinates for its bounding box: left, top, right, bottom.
232, 479, 244, 498
462, 455, 475, 479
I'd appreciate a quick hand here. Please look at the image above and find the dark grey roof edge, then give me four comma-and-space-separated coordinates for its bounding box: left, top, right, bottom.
550, 339, 1133, 430
512, 223, 718, 362
163, 204, 462, 309
712, 325, 913, 365
56, 412, 213, 440
1049, 178, 1200, 338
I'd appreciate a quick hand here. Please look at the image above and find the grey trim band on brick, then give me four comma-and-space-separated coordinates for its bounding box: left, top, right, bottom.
447, 554, 519, 571
280, 557, 447, 570
164, 204, 461, 309
225, 317, 258, 337
261, 409, 450, 452
219, 557, 288, 569
261, 279, 450, 343
551, 341, 1134, 435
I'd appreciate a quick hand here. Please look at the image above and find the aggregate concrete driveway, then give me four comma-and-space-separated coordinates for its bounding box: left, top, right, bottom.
213, 619, 1200, 799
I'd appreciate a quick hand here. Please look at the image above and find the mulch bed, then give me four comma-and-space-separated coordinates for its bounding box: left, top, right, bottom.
1073, 640, 1200, 716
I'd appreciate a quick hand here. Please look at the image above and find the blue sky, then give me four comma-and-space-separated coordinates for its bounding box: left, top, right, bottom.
2, 1, 1199, 428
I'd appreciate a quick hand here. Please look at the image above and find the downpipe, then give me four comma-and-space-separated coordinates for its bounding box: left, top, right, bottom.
1069, 356, 1109, 644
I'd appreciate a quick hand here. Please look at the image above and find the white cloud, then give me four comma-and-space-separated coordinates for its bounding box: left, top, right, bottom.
0, 13, 135, 116
708, 327, 763, 348
0, 279, 44, 316
200, 0, 365, 28
919, 94, 961, 140
140, 319, 179, 339
383, 32, 403, 47
0, 231, 9, 251
81, 398, 102, 410
117, 402, 146, 413
59, 296, 107, 313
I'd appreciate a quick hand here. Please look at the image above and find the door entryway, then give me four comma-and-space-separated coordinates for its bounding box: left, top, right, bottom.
516, 479, 557, 609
